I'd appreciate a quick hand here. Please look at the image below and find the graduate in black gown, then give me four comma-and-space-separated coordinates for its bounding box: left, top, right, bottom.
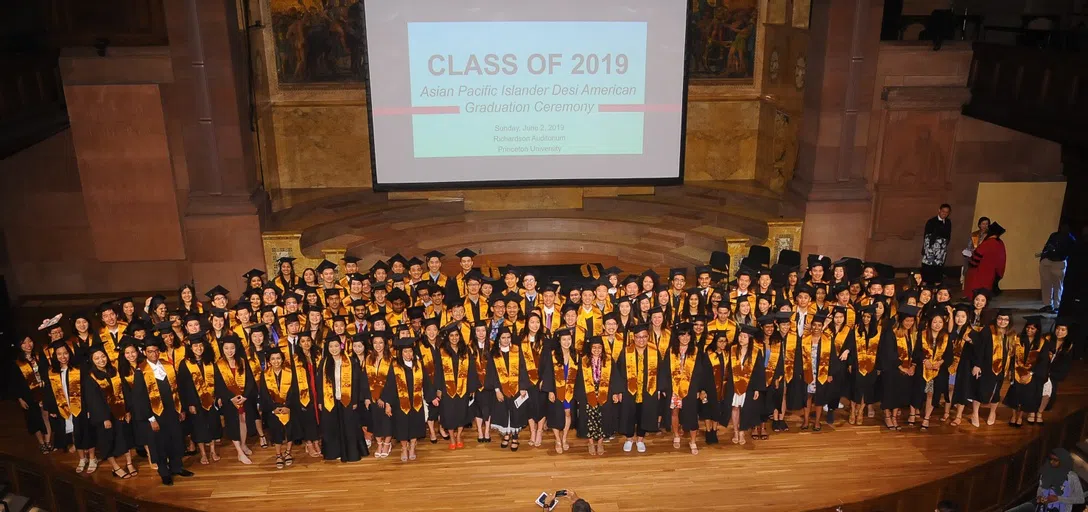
575, 337, 621, 455
213, 336, 257, 465
116, 336, 147, 474
129, 340, 193, 485
293, 333, 323, 458
469, 319, 493, 443
316, 334, 368, 462
436, 324, 472, 450
913, 311, 952, 430
756, 314, 782, 439
521, 312, 550, 449
177, 337, 221, 465
84, 346, 136, 479
486, 326, 532, 451
364, 330, 393, 458
261, 349, 302, 469
44, 343, 97, 473
1003, 316, 1047, 428
12, 335, 51, 452
701, 332, 729, 443
849, 303, 883, 426
826, 306, 855, 426
616, 324, 669, 453
971, 309, 1014, 426
880, 304, 920, 430
663, 323, 706, 454
726, 324, 766, 445
541, 327, 579, 454
946, 304, 976, 426
1036, 317, 1073, 422
383, 337, 430, 462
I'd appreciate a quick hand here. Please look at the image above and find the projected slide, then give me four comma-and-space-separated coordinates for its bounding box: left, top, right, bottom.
408, 21, 648, 158
365, 0, 688, 188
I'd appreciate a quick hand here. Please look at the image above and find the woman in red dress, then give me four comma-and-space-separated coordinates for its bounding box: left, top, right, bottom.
964, 222, 1007, 299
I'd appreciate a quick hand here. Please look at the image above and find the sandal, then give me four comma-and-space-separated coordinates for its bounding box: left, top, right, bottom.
920, 419, 930, 431
259, 436, 269, 449
200, 454, 209, 465
284, 454, 293, 466
673, 437, 681, 449
86, 459, 98, 474
76, 458, 88, 473
555, 441, 563, 454
731, 433, 740, 444
689, 442, 699, 455
409, 449, 417, 461
500, 435, 510, 449
950, 417, 962, 427
275, 455, 284, 469
126, 463, 138, 476
588, 443, 596, 455
760, 433, 769, 440
211, 452, 221, 462
400, 450, 408, 462
38, 444, 49, 454
813, 424, 822, 432
112, 468, 130, 479
510, 439, 520, 452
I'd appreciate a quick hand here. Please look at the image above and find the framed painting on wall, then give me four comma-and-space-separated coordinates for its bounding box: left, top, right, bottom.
270, 0, 367, 85
688, 0, 758, 82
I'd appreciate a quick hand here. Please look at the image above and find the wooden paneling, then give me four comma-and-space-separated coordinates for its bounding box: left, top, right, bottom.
64, 84, 186, 262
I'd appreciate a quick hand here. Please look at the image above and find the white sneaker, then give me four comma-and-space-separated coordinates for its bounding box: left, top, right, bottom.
636, 441, 646, 453
623, 440, 633, 452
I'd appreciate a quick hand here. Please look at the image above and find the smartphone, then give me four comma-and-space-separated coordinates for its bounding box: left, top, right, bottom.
555, 490, 568, 498
535, 492, 549, 508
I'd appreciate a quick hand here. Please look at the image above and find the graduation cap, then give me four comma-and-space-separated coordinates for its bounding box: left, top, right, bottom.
262, 283, 280, 294
739, 324, 761, 337
647, 305, 665, 317
152, 320, 174, 334
393, 338, 415, 350
282, 313, 301, 325
585, 336, 604, 348
806, 254, 831, 270
1023, 315, 1043, 328
232, 301, 251, 312
642, 269, 660, 283
771, 264, 799, 287
369, 329, 389, 341
971, 288, 991, 300
987, 222, 1006, 237
276, 256, 297, 265
387, 288, 410, 303
794, 284, 815, 298
331, 314, 351, 324
424, 250, 445, 260
464, 269, 484, 283
390, 273, 406, 282
952, 302, 972, 314
629, 323, 650, 334
669, 267, 687, 279
602, 311, 620, 324
554, 327, 575, 339
874, 263, 896, 280
37, 313, 63, 332
483, 276, 503, 288
387, 253, 408, 267
259, 306, 277, 316
620, 275, 640, 287
674, 322, 693, 336
366, 313, 386, 325
898, 290, 919, 303
602, 266, 623, 277
758, 314, 776, 326
833, 257, 864, 281
323, 288, 342, 297
408, 306, 426, 320
831, 283, 850, 297
352, 332, 370, 344
347, 272, 367, 284
897, 304, 921, 318
561, 302, 579, 315
1055, 317, 1072, 328
186, 332, 206, 344
343, 255, 362, 264
812, 310, 830, 324
994, 308, 1013, 318
316, 260, 337, 273
694, 265, 711, 277
370, 260, 390, 273
419, 316, 438, 329
455, 248, 477, 259
97, 300, 119, 316
737, 266, 755, 279
406, 257, 424, 268
501, 265, 521, 278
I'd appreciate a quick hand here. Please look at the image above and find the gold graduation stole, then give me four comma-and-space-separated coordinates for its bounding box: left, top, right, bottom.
366, 355, 390, 402
48, 367, 82, 419
141, 363, 181, 416
582, 356, 612, 407
521, 340, 541, 385
765, 341, 783, 387
98, 323, 127, 360
393, 362, 424, 414
730, 344, 758, 395
442, 351, 469, 398
895, 328, 915, 374
290, 353, 311, 408
553, 356, 579, 403
265, 368, 293, 425
706, 350, 727, 396
456, 272, 466, 297
810, 331, 833, 384
419, 342, 437, 381
496, 345, 522, 397
991, 331, 1007, 375
949, 330, 970, 375
856, 326, 881, 376
216, 359, 247, 406
322, 358, 353, 411
603, 335, 623, 362
783, 331, 800, 382
790, 332, 817, 384
184, 361, 216, 410
670, 350, 697, 399
921, 330, 949, 382
1013, 336, 1042, 385
652, 329, 671, 359
16, 357, 43, 396
120, 365, 136, 388
473, 344, 489, 391
625, 344, 658, 398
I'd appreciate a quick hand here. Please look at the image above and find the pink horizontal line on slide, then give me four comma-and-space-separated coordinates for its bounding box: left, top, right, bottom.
597, 104, 682, 113
372, 106, 461, 116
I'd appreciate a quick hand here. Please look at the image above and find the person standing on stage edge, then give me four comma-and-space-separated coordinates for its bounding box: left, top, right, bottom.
921, 204, 952, 287
1037, 223, 1076, 314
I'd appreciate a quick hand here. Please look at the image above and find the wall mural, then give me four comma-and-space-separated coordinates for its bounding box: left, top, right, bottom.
688, 0, 758, 81
271, 0, 366, 85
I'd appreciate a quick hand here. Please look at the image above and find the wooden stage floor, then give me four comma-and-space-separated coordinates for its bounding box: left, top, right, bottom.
3, 368, 1087, 512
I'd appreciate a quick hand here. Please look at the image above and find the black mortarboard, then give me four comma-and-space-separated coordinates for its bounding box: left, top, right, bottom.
586, 336, 604, 347
971, 288, 991, 300
554, 327, 575, 339
232, 302, 250, 312
1023, 315, 1043, 328
603, 266, 623, 277
630, 324, 649, 334
602, 312, 620, 323
316, 260, 337, 273
323, 288, 341, 297
408, 306, 426, 319
370, 260, 390, 272
464, 269, 484, 283
812, 310, 829, 324
153, 320, 173, 333
775, 311, 793, 323
647, 306, 665, 316
642, 269, 660, 282
669, 268, 687, 279
243, 268, 265, 280
694, 265, 711, 277
501, 265, 521, 278
794, 284, 815, 298
343, 255, 362, 264
387, 253, 408, 267
739, 324, 761, 337
97, 301, 118, 316
209, 307, 228, 318
421, 316, 439, 328
387, 288, 410, 303
406, 257, 423, 268
390, 273, 406, 282
621, 275, 640, 287
456, 248, 477, 259
283, 313, 301, 325
987, 222, 1006, 237
367, 313, 385, 324
874, 263, 896, 280
1055, 317, 1072, 328
674, 322, 693, 335
276, 256, 296, 265
898, 304, 921, 318
540, 282, 559, 294
561, 303, 579, 315
424, 250, 445, 260
953, 302, 972, 314
995, 308, 1012, 318
758, 315, 775, 326
898, 290, 919, 303
393, 338, 415, 350
807, 254, 831, 269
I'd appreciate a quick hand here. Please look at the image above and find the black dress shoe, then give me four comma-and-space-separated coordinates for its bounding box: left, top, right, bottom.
175, 469, 194, 477
161, 476, 174, 486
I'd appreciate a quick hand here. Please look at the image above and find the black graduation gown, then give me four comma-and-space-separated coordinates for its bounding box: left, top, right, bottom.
541, 351, 579, 429
43, 367, 94, 451
119, 368, 152, 448
761, 341, 786, 418
701, 350, 728, 421
812, 333, 843, 407
486, 349, 533, 431
1003, 335, 1049, 412
260, 369, 303, 444
615, 345, 669, 436
522, 339, 549, 423
950, 329, 977, 405
436, 349, 473, 431
470, 342, 493, 421
83, 369, 133, 459
419, 343, 442, 423
832, 328, 855, 406
911, 332, 953, 410
177, 362, 222, 444
574, 356, 621, 438
724, 348, 766, 430
880, 329, 919, 410
212, 360, 258, 441
974, 327, 1012, 404
785, 336, 811, 411
316, 357, 369, 461
129, 365, 186, 479
382, 359, 431, 441
294, 358, 322, 442
850, 328, 881, 404
1045, 340, 1074, 410
10, 356, 48, 435
364, 357, 393, 438
661, 349, 707, 431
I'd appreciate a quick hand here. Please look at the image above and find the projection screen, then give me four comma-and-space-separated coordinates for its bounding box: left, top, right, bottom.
363, 0, 690, 190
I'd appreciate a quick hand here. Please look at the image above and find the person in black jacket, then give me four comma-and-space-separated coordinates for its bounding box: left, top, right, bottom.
129, 340, 193, 485
921, 204, 952, 287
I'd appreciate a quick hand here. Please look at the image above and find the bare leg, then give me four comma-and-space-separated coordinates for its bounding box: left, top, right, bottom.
238, 413, 252, 455
730, 407, 741, 443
